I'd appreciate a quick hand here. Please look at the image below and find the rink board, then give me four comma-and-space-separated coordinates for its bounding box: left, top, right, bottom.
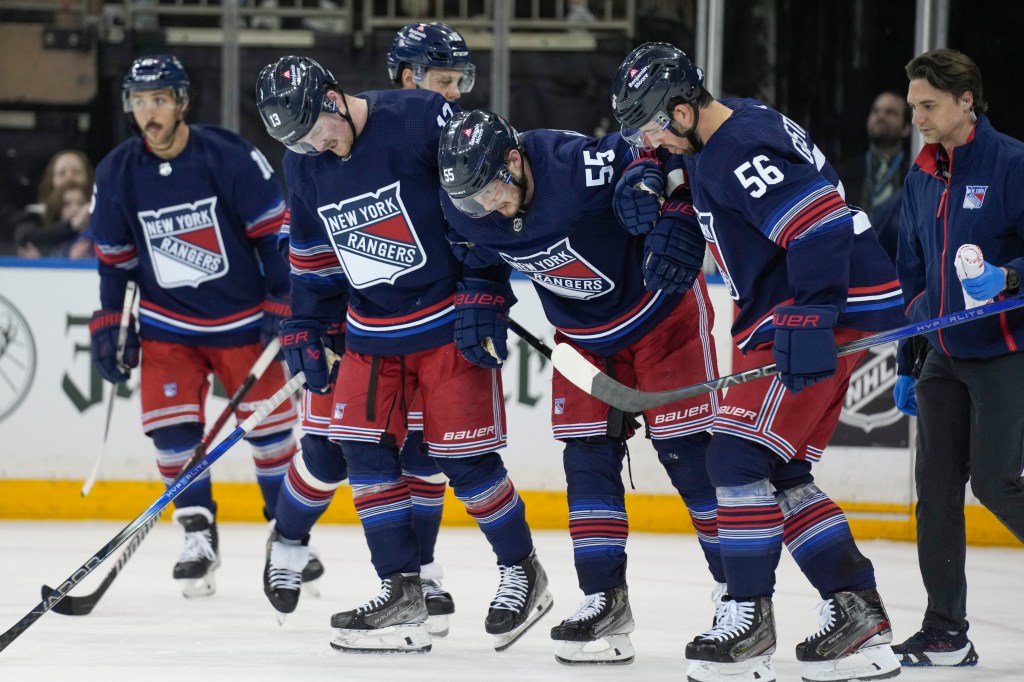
0, 261, 1016, 546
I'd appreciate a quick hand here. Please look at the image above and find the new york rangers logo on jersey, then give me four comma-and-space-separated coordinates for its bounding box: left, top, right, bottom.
318, 181, 426, 288
500, 237, 613, 300
695, 210, 738, 300
140, 196, 228, 288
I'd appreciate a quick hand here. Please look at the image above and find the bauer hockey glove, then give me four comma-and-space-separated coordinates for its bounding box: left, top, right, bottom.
453, 278, 517, 369
643, 193, 705, 293
960, 259, 1007, 301
279, 319, 336, 393
613, 160, 666, 236
261, 294, 292, 359
89, 309, 140, 384
893, 375, 918, 417
772, 304, 840, 393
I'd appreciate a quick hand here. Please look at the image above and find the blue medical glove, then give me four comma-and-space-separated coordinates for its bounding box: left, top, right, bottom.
772, 304, 840, 393
643, 195, 705, 293
89, 309, 140, 384
279, 319, 335, 393
893, 375, 918, 417
961, 260, 1006, 300
453, 278, 517, 369
613, 160, 665, 236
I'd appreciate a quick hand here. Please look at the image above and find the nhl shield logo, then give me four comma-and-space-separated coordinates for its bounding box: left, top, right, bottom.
140, 196, 228, 288
318, 182, 426, 288
500, 238, 613, 300
838, 345, 903, 433
963, 185, 988, 209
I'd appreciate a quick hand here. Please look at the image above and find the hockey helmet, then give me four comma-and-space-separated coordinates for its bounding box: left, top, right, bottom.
256, 55, 338, 155
387, 21, 475, 93
438, 109, 521, 217
122, 54, 190, 113
611, 43, 704, 147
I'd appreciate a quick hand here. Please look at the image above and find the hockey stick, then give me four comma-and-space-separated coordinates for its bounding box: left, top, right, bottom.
82, 281, 138, 497
44, 338, 282, 616
0, 371, 305, 653
508, 317, 553, 359
552, 294, 1024, 413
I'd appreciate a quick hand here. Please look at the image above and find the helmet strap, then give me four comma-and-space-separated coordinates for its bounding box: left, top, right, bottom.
332, 88, 358, 160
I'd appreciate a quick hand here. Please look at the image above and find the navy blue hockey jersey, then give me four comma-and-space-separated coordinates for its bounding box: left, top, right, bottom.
668, 99, 906, 351
443, 129, 685, 357
91, 124, 288, 347
284, 89, 466, 356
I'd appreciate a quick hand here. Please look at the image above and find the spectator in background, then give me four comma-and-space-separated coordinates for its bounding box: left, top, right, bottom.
837, 91, 911, 261
16, 180, 91, 258
37, 150, 94, 209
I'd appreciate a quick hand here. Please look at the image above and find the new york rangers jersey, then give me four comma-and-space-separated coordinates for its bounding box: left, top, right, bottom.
91, 124, 289, 347
284, 89, 467, 356
670, 99, 906, 352
443, 129, 685, 357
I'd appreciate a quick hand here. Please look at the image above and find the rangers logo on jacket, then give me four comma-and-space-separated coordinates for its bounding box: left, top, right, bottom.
318, 181, 425, 288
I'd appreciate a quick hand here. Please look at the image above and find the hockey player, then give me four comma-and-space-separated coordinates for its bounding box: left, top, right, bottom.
255, 55, 551, 654
610, 43, 907, 682
387, 20, 476, 103
89, 55, 300, 598
438, 109, 725, 665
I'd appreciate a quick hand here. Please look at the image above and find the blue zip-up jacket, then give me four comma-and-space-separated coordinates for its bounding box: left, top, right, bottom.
897, 116, 1024, 371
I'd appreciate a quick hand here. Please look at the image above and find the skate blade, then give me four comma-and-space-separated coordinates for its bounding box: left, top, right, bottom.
426, 614, 450, 638
492, 590, 554, 652
801, 645, 901, 682
554, 634, 635, 665
330, 623, 432, 654
178, 571, 217, 599
301, 577, 322, 598
687, 655, 776, 682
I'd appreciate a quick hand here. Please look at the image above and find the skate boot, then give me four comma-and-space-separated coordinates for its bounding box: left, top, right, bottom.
420, 563, 455, 638
301, 542, 324, 597
796, 588, 900, 681
171, 506, 220, 598
263, 525, 310, 623
891, 626, 978, 667
329, 572, 431, 654
685, 596, 777, 682
485, 548, 554, 652
551, 584, 635, 665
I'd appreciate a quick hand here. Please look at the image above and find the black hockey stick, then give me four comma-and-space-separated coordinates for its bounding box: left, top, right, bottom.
508, 317, 552, 359
0, 371, 304, 653
42, 339, 282, 616
552, 294, 1024, 413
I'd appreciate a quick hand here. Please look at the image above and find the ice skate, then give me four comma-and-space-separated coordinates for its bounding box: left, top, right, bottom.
796, 588, 900, 681
171, 506, 220, 598
263, 524, 309, 624
891, 626, 978, 667
329, 572, 431, 654
485, 549, 554, 652
301, 542, 324, 597
685, 596, 777, 682
421, 581, 455, 637
551, 584, 635, 665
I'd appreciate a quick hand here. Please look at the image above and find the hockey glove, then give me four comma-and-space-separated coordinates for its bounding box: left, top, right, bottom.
643, 196, 705, 293
89, 309, 140, 384
893, 375, 918, 417
772, 304, 840, 394
613, 160, 666, 236
960, 259, 1006, 301
261, 295, 292, 359
279, 319, 335, 393
453, 278, 517, 369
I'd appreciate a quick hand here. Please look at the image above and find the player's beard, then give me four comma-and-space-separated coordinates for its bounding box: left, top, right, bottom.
144, 119, 179, 152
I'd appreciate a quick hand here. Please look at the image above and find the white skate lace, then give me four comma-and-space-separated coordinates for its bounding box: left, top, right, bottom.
490, 564, 528, 611
565, 592, 606, 623
179, 529, 216, 563
700, 600, 754, 642
268, 543, 306, 590
355, 579, 394, 614
421, 578, 446, 599
809, 598, 837, 638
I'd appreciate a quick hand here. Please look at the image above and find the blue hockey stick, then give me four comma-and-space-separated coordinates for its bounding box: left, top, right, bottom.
552, 295, 1024, 413
0, 371, 304, 653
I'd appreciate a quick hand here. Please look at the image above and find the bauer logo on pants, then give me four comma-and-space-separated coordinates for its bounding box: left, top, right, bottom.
139, 196, 229, 288
318, 182, 426, 288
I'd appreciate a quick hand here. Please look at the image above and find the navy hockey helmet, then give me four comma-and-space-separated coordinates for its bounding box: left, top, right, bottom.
611, 42, 704, 144
387, 21, 475, 93
255, 55, 337, 155
122, 54, 190, 113
438, 109, 520, 217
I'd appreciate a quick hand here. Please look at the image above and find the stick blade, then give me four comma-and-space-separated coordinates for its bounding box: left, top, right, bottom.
41, 585, 97, 616
550, 343, 602, 394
